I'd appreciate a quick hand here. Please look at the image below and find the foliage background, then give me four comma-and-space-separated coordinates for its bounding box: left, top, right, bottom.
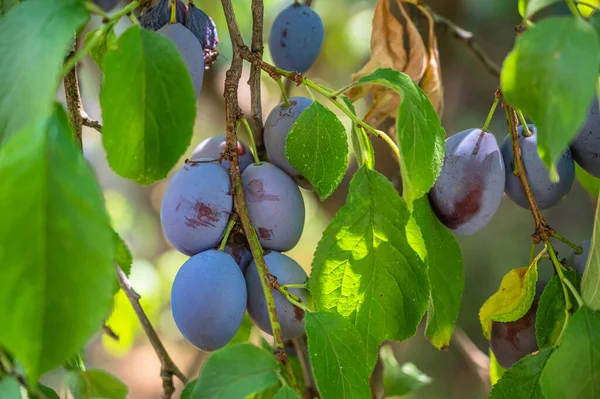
45, 0, 596, 397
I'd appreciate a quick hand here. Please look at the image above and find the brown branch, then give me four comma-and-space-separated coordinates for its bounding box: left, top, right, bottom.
423, 5, 501, 79
451, 327, 491, 395
116, 266, 188, 399
64, 47, 84, 149
504, 104, 553, 241
102, 324, 120, 341
292, 337, 320, 399
219, 0, 300, 393
82, 115, 103, 133
249, 0, 266, 156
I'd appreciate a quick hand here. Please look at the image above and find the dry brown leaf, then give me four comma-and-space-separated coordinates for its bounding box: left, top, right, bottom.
349, 0, 427, 105
349, 0, 445, 122
419, 5, 444, 117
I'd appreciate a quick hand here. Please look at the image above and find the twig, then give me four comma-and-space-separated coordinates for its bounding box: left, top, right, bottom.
249, 0, 266, 155
504, 103, 553, 241
116, 266, 188, 398
82, 115, 103, 133
291, 337, 320, 399
64, 46, 84, 149
423, 5, 501, 79
451, 327, 491, 394
102, 324, 120, 341
219, 0, 300, 393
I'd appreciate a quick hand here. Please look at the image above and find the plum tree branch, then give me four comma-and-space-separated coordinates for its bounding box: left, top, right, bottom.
219, 0, 300, 393
249, 0, 266, 155
116, 266, 188, 399
451, 327, 491, 395
62, 48, 187, 399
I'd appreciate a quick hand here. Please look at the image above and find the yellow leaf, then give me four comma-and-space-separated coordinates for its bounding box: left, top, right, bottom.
479, 265, 539, 339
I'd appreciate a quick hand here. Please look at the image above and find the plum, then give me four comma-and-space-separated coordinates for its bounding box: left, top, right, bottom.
224, 234, 253, 273
428, 128, 505, 235
268, 4, 324, 73
501, 124, 575, 210
140, 0, 186, 31
245, 251, 310, 339
191, 134, 253, 172
490, 281, 545, 369
158, 23, 204, 98
93, 0, 120, 11
242, 162, 305, 251
160, 159, 232, 256
264, 97, 313, 189
185, 3, 218, 51
171, 250, 247, 351
566, 239, 591, 275
570, 97, 600, 178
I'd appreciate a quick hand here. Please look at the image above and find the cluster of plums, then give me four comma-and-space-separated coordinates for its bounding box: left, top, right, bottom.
163, 93, 322, 350
429, 98, 600, 236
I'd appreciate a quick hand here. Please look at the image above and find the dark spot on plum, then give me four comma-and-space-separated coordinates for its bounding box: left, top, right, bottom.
429, 177, 483, 229
293, 305, 305, 321
258, 227, 273, 240
184, 200, 221, 228
246, 179, 280, 202
175, 202, 181, 212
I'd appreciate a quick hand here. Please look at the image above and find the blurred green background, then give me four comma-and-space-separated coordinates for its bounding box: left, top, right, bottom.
48, 0, 598, 397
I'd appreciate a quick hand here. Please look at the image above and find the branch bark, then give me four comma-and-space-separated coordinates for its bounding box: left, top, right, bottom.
116, 266, 188, 399
64, 47, 84, 149
249, 0, 265, 155
451, 327, 491, 395
219, 0, 300, 393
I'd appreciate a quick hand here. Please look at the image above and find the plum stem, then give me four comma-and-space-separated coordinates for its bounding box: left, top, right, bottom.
283, 283, 307, 289
240, 117, 262, 164
277, 78, 292, 108
218, 219, 237, 251
563, 278, 585, 307
276, 285, 312, 313
565, 0, 583, 17
553, 233, 583, 254
481, 91, 500, 132
547, 243, 575, 339
529, 243, 537, 263
220, 0, 301, 393
517, 110, 532, 137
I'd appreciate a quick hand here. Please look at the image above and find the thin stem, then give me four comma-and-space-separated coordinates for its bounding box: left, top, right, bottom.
169, 0, 177, 24
240, 117, 261, 164
277, 286, 312, 313
563, 278, 585, 307
330, 83, 354, 98
505, 104, 552, 241
481, 92, 500, 132
530, 243, 537, 263
116, 265, 188, 398
282, 283, 307, 289
277, 78, 291, 108
517, 110, 531, 136
292, 337, 320, 399
219, 219, 236, 251
451, 327, 491, 395
547, 243, 573, 315
565, 0, 582, 16
84, 1, 108, 18
219, 0, 300, 393
553, 232, 583, 254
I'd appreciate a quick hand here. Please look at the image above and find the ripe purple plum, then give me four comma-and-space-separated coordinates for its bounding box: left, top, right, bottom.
268, 4, 324, 73
501, 125, 575, 210
185, 3, 218, 51
264, 97, 313, 189
171, 250, 247, 351
158, 23, 205, 98
245, 251, 310, 339
570, 97, 600, 178
566, 239, 591, 275
490, 281, 545, 369
223, 233, 253, 273
191, 134, 253, 172
160, 160, 232, 256
428, 128, 505, 235
140, 0, 186, 31
242, 162, 305, 251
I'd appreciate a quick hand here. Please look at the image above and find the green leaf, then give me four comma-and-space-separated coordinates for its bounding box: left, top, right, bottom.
101, 25, 196, 184
68, 369, 128, 399
38, 384, 59, 399
0, 0, 89, 143
501, 17, 599, 172
273, 386, 299, 399
350, 68, 445, 208
536, 271, 581, 348
84, 27, 117, 70
479, 265, 539, 339
187, 344, 279, 399
520, 0, 560, 17
381, 346, 431, 397
286, 101, 349, 200
414, 197, 464, 350
489, 349, 506, 386
0, 105, 115, 381
489, 348, 552, 399
0, 377, 21, 398
310, 166, 429, 368
540, 307, 600, 398
113, 231, 132, 277
576, 163, 600, 196
582, 194, 600, 309
305, 311, 371, 399
342, 96, 373, 169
